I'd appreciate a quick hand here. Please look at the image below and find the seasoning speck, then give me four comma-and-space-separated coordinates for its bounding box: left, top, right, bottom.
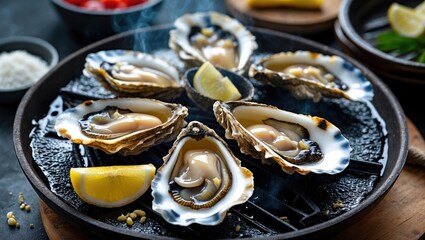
129, 212, 137, 219
30, 223, 34, 229
332, 199, 344, 209
7, 218, 17, 227
323, 209, 330, 216
133, 209, 146, 217
0, 50, 49, 90
126, 217, 133, 226
117, 214, 126, 222
18, 192, 24, 205
235, 224, 241, 232
6, 211, 14, 218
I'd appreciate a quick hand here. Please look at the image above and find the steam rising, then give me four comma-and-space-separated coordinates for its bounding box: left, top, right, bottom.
112, 0, 228, 51
112, 5, 159, 33
154, 0, 226, 23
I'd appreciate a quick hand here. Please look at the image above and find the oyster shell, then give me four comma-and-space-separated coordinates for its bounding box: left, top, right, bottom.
55, 98, 188, 156
213, 101, 350, 175
151, 121, 254, 226
183, 66, 255, 111
249, 51, 374, 102
169, 12, 258, 73
84, 50, 184, 100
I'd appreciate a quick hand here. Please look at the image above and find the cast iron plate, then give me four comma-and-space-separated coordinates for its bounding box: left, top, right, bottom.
14, 25, 408, 239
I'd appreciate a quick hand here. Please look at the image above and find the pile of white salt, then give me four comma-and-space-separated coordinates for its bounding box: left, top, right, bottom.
0, 50, 49, 90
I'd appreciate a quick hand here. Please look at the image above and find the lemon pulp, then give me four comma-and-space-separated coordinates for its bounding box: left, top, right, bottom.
70, 164, 156, 208
193, 61, 241, 101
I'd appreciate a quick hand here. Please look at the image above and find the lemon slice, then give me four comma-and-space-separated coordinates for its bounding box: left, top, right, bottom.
70, 164, 156, 208
416, 1, 425, 17
388, 3, 425, 38
193, 62, 242, 101
246, 0, 324, 9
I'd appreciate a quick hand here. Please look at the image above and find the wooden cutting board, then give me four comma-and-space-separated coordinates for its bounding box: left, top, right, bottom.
226, 0, 342, 34
40, 118, 425, 240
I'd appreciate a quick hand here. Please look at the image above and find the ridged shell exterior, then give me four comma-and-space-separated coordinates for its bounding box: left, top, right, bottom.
169, 11, 258, 74
84, 49, 184, 100
213, 101, 351, 175
249, 51, 374, 102
55, 98, 188, 156
151, 121, 254, 226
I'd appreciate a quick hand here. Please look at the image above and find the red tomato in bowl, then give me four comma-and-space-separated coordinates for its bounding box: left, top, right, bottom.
80, 0, 105, 10
101, 0, 128, 9
63, 0, 148, 10
64, 0, 86, 5
123, 0, 147, 7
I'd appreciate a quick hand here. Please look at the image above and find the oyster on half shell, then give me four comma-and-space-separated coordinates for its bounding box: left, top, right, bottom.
151, 121, 254, 226
84, 50, 184, 100
169, 12, 258, 73
213, 101, 350, 175
55, 98, 188, 156
183, 66, 255, 111
249, 51, 374, 102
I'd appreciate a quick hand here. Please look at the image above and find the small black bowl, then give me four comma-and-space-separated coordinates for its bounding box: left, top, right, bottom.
338, 0, 425, 84
0, 36, 58, 103
183, 67, 255, 111
50, 0, 163, 39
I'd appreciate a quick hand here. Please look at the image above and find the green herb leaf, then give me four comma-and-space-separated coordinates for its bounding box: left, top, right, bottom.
417, 50, 425, 63
375, 31, 425, 63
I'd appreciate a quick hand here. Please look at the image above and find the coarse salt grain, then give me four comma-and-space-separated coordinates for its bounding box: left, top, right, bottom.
0, 50, 49, 90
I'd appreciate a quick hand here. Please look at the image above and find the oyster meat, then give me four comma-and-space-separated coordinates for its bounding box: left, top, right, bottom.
151, 121, 254, 226
55, 98, 188, 156
213, 101, 350, 175
169, 12, 258, 73
249, 51, 374, 102
84, 49, 184, 100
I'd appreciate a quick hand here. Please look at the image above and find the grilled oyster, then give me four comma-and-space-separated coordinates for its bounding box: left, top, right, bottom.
183, 66, 254, 111
84, 50, 184, 100
169, 12, 258, 73
55, 98, 188, 156
213, 101, 350, 175
151, 121, 254, 226
249, 51, 374, 102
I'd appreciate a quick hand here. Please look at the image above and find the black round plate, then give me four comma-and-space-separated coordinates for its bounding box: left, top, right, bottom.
13, 25, 408, 239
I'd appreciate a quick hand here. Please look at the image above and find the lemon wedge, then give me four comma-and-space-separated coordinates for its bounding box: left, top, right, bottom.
70, 164, 156, 208
193, 62, 241, 101
416, 1, 425, 17
388, 3, 425, 38
246, 0, 324, 9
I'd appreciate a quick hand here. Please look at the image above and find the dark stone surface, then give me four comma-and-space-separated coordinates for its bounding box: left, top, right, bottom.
0, 102, 49, 239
